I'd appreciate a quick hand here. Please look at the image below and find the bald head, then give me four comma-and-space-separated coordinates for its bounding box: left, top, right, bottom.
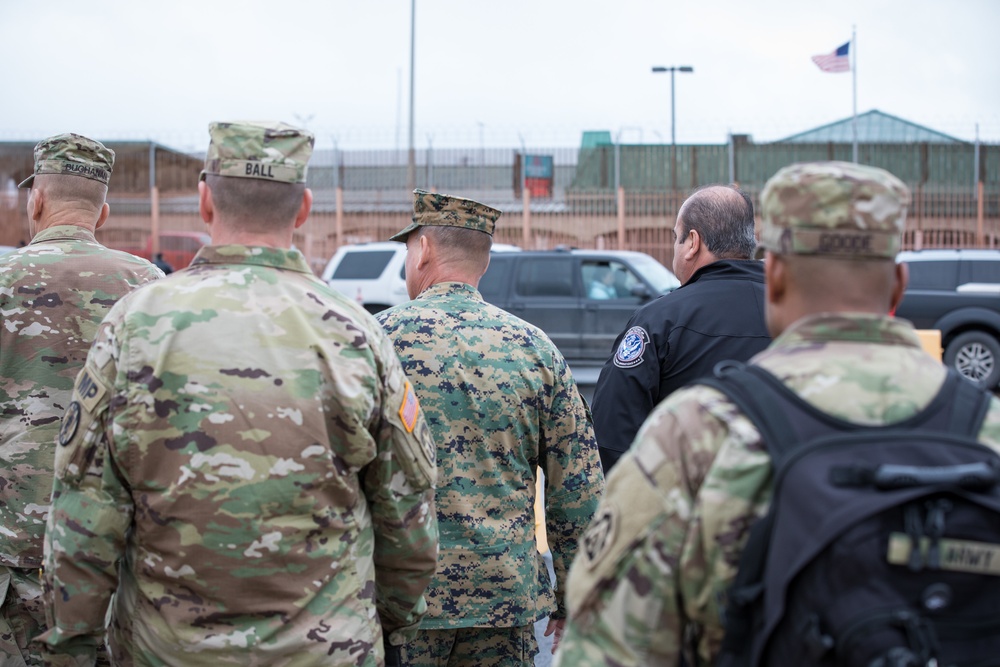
404, 226, 493, 299
27, 174, 110, 233
764, 253, 907, 337
672, 184, 757, 283
33, 174, 108, 212
678, 185, 757, 260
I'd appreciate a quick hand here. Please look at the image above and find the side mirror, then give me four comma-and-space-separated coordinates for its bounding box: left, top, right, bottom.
630, 283, 652, 301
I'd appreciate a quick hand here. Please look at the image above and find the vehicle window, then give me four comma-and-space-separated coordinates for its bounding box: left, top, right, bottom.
906, 260, 959, 290
626, 254, 681, 293
331, 250, 394, 280
515, 258, 575, 297
963, 260, 1000, 285
479, 257, 512, 301
582, 260, 641, 299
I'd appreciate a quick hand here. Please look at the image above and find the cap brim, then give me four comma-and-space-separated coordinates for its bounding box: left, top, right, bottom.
17, 174, 34, 189
389, 221, 420, 243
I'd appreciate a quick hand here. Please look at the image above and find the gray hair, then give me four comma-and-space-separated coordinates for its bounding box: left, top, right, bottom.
679, 185, 757, 259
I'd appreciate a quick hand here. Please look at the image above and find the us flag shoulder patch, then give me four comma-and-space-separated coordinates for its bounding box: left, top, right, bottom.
398, 381, 420, 433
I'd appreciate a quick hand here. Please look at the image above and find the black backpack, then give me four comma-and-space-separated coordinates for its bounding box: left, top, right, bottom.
699, 363, 1000, 667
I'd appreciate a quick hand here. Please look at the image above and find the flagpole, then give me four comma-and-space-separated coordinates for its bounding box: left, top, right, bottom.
852, 25, 858, 163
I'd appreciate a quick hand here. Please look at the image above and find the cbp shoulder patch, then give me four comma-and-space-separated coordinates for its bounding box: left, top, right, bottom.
614, 326, 649, 369
398, 380, 420, 433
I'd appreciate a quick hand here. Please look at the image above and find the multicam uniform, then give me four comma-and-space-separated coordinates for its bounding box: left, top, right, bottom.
0, 226, 161, 663
554, 313, 1000, 667
378, 282, 604, 664
40, 245, 439, 667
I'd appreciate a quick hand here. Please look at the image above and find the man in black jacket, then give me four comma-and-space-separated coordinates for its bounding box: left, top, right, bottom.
591, 185, 771, 471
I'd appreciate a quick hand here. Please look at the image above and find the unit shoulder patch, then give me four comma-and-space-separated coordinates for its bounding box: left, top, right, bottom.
582, 505, 618, 568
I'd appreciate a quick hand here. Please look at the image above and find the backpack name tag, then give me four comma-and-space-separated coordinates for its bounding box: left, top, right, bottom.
887, 532, 1000, 576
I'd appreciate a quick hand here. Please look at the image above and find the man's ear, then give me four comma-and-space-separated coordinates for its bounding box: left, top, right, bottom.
764, 252, 786, 306
293, 188, 313, 229
416, 233, 433, 269
684, 228, 701, 261
27, 187, 43, 222
95, 202, 110, 230
198, 181, 213, 225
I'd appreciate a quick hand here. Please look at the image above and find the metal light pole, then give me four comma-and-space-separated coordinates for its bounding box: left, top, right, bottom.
651, 65, 693, 191
407, 0, 416, 191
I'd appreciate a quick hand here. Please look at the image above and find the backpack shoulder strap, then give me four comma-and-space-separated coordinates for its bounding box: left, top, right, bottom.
945, 369, 992, 436
700, 361, 800, 465
699, 361, 794, 665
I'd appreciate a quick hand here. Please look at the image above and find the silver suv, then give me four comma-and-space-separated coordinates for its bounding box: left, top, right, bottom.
896, 249, 1000, 389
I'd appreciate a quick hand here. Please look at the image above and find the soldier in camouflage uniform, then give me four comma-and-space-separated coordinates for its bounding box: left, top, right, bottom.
39, 121, 439, 667
0, 134, 163, 666
377, 190, 604, 667
553, 161, 1000, 666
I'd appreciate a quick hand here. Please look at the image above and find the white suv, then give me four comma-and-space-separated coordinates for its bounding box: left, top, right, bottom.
322, 241, 520, 314
321, 242, 408, 314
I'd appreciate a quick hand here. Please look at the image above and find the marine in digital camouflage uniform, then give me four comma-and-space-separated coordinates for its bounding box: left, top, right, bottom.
39, 121, 439, 667
377, 190, 604, 667
0, 133, 162, 666
553, 162, 1000, 666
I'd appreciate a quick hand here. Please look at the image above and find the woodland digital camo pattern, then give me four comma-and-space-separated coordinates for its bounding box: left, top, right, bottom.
553, 314, 1000, 667
377, 282, 604, 630
401, 625, 538, 665
40, 246, 438, 667
755, 161, 911, 259
200, 121, 315, 184
389, 189, 500, 242
18, 133, 115, 188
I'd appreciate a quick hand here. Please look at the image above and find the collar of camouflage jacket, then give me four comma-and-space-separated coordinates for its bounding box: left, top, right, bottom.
418, 281, 482, 301
774, 312, 924, 350
28, 224, 98, 244
189, 244, 314, 274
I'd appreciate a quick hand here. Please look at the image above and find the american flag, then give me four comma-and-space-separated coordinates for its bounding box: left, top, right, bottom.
812, 41, 851, 73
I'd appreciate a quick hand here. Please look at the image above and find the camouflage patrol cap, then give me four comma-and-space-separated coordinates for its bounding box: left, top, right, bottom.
389, 189, 501, 243
200, 121, 314, 184
18, 133, 114, 189
756, 161, 911, 260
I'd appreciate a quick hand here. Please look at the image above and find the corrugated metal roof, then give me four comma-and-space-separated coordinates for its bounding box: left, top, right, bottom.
778, 109, 965, 144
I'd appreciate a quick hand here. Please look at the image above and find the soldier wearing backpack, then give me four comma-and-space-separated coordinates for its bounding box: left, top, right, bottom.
553, 161, 1000, 667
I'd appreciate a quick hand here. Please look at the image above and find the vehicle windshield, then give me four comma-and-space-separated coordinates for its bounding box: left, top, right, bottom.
629, 254, 681, 293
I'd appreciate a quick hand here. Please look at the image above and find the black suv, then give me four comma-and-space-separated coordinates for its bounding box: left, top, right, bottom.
895, 249, 1000, 390
478, 249, 680, 372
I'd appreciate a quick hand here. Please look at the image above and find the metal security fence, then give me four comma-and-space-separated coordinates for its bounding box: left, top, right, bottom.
1, 139, 996, 273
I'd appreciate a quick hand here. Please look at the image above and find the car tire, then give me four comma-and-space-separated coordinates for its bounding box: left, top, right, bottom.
944, 330, 1000, 390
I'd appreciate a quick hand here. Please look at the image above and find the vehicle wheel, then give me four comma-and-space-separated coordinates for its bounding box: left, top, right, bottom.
944, 331, 1000, 390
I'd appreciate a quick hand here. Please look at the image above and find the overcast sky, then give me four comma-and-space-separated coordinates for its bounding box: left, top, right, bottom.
3, 0, 998, 152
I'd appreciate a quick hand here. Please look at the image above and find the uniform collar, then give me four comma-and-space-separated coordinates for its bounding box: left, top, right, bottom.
417, 281, 482, 301
189, 245, 314, 274
29, 225, 98, 244
773, 312, 924, 350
